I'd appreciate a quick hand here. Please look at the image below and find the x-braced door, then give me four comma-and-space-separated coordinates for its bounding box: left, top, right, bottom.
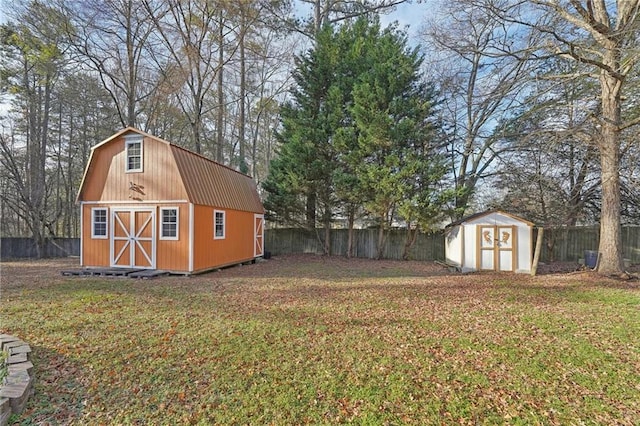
111, 208, 156, 269
254, 214, 264, 257
477, 225, 516, 272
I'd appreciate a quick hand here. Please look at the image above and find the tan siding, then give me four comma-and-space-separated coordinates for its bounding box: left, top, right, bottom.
101, 137, 188, 202
156, 202, 190, 271
81, 204, 110, 267
193, 206, 256, 271
81, 141, 122, 201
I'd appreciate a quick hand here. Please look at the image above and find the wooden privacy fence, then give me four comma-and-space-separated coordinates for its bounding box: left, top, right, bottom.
538, 226, 640, 263
265, 226, 640, 263
1, 238, 80, 259
264, 228, 445, 261
2, 226, 639, 263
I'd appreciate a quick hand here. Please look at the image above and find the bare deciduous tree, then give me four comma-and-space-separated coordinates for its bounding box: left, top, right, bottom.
0, 2, 70, 255
491, 58, 601, 227
421, 0, 538, 220
304, 0, 408, 37
496, 0, 640, 275
67, 0, 159, 128
143, 0, 234, 155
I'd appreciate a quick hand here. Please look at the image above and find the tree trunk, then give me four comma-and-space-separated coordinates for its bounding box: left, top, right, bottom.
191, 120, 202, 154
216, 10, 225, 163
66, 109, 74, 237
313, 0, 322, 37
346, 206, 355, 258
598, 147, 623, 274
376, 216, 386, 260
596, 56, 624, 275
238, 8, 247, 172
545, 228, 555, 262
324, 221, 331, 256
306, 192, 316, 229
125, 0, 136, 127
402, 223, 419, 261
27, 74, 53, 258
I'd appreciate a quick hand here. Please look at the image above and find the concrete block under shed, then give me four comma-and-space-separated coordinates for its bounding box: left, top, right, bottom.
8, 344, 31, 355
0, 335, 35, 424
6, 353, 27, 365
8, 361, 34, 376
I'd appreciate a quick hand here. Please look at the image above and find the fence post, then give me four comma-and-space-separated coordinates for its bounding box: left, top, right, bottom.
531, 227, 544, 276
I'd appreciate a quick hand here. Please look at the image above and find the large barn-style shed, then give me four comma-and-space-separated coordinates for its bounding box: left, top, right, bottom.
77, 127, 265, 274
444, 210, 533, 274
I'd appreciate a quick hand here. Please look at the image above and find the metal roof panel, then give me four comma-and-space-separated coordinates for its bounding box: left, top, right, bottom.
170, 144, 264, 213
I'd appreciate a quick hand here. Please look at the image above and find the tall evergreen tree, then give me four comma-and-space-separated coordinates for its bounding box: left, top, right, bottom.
263, 25, 338, 253
264, 17, 450, 258
345, 19, 448, 259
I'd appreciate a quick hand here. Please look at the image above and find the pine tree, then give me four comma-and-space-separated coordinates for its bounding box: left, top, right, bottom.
345, 19, 448, 259
264, 17, 451, 258
263, 25, 340, 253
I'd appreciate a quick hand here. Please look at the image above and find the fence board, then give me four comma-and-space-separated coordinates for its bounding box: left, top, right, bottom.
266, 226, 639, 263
622, 226, 640, 263
538, 226, 640, 263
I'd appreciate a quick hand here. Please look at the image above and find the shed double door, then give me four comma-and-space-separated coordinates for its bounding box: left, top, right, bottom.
254, 214, 264, 257
111, 208, 156, 269
477, 225, 516, 271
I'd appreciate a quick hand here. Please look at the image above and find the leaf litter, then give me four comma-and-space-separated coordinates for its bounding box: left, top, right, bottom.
1, 255, 639, 424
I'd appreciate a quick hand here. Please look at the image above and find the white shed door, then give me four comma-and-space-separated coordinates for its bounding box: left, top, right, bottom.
254, 214, 264, 257
477, 225, 516, 272
111, 208, 156, 269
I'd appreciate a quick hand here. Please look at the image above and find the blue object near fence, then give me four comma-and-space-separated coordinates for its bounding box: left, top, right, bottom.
584, 250, 598, 269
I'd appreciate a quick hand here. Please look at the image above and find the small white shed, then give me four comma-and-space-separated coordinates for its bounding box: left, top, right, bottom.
444, 210, 534, 274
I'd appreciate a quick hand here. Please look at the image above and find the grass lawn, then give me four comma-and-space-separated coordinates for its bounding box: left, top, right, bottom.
1, 255, 639, 425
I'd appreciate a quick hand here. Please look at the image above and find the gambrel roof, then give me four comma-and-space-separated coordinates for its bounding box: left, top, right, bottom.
76, 127, 264, 214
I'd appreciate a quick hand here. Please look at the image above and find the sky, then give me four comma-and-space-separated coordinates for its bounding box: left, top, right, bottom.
0, 0, 7, 24
381, 1, 430, 42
